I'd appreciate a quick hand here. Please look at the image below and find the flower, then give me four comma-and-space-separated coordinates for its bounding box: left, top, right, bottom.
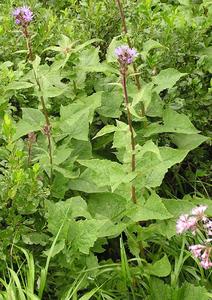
204, 219, 212, 236
176, 214, 197, 234
13, 6, 33, 25
189, 244, 212, 270
189, 244, 205, 258
200, 247, 212, 269
191, 205, 207, 221
200, 259, 212, 269
115, 45, 137, 65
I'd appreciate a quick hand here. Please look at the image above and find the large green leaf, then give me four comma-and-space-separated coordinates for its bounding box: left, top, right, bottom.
128, 192, 173, 222
144, 255, 171, 277
78, 159, 135, 192
147, 279, 209, 300
78, 47, 100, 68
13, 108, 45, 140
46, 197, 91, 238
97, 90, 123, 118
69, 169, 109, 194
144, 108, 199, 136
93, 125, 117, 139
87, 192, 128, 221
132, 83, 154, 114
60, 92, 101, 140
6, 81, 34, 90
69, 219, 106, 254
136, 147, 189, 188
152, 68, 187, 93
60, 106, 88, 141
171, 133, 208, 150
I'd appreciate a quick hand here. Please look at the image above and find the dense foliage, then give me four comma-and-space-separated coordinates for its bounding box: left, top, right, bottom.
0, 0, 211, 299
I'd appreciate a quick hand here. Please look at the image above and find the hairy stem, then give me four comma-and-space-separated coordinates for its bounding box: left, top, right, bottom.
121, 68, 136, 204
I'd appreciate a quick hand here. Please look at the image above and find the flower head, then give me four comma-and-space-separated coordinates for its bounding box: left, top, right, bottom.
176, 214, 197, 234
115, 45, 137, 65
204, 220, 212, 236
191, 205, 207, 221
189, 244, 212, 270
189, 244, 205, 258
13, 6, 33, 25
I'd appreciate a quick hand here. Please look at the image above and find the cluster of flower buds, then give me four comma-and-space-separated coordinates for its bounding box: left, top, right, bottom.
13, 6, 33, 26
42, 124, 51, 137
115, 45, 138, 66
176, 205, 212, 269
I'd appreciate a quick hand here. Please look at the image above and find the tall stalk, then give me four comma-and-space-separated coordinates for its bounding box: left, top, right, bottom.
115, 0, 145, 117
115, 46, 138, 203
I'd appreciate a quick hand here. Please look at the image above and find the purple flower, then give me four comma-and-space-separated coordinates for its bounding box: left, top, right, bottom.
176, 214, 197, 234
115, 45, 138, 65
13, 6, 33, 25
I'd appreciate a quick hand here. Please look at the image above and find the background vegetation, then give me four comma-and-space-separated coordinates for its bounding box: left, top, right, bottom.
0, 0, 211, 299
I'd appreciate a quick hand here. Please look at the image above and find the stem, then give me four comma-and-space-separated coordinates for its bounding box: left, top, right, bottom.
115, 0, 142, 92
28, 142, 32, 165
121, 68, 136, 204
23, 27, 53, 180
23, 25, 33, 61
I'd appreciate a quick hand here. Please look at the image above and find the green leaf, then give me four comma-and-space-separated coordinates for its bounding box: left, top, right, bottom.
136, 147, 189, 188
88, 193, 128, 221
147, 278, 171, 300
162, 199, 194, 217
144, 108, 199, 136
97, 90, 123, 118
176, 283, 209, 300
46, 197, 91, 239
138, 140, 162, 160
93, 125, 117, 139
143, 39, 163, 53
70, 219, 106, 254
171, 133, 208, 150
44, 240, 65, 258
152, 68, 187, 93
78, 159, 135, 192
128, 192, 173, 222
60, 104, 89, 141
78, 47, 100, 68
145, 255, 171, 277
132, 83, 153, 113
145, 92, 164, 117
60, 92, 101, 140
141, 39, 164, 60
53, 146, 73, 165
7, 81, 34, 90
69, 169, 108, 194
13, 108, 45, 140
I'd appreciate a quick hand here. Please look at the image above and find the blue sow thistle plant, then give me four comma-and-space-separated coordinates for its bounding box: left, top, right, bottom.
115, 45, 138, 203
0, 1, 211, 298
